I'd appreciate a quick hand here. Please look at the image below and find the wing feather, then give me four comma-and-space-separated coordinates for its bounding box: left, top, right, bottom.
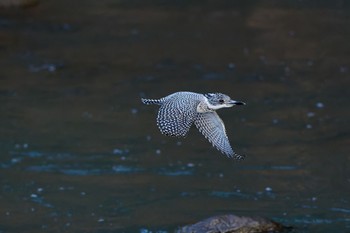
194, 112, 235, 157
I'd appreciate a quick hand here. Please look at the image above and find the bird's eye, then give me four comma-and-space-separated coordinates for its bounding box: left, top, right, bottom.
219, 99, 224, 103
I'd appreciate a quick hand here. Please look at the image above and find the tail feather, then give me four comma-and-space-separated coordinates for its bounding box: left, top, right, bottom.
141, 98, 162, 105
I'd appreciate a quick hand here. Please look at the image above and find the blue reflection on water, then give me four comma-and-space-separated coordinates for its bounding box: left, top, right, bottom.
330, 208, 350, 214
112, 165, 145, 173
61, 169, 104, 176
140, 228, 168, 233
156, 167, 194, 176
210, 190, 252, 199
30, 193, 54, 208
4, 150, 196, 177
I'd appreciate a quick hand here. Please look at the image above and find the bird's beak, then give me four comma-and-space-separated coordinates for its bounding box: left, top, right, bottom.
229, 100, 246, 105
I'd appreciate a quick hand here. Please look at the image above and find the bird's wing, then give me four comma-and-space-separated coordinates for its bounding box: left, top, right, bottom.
156, 97, 200, 137
194, 112, 235, 158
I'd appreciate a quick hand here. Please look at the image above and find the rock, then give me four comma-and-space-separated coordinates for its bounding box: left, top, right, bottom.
176, 214, 289, 233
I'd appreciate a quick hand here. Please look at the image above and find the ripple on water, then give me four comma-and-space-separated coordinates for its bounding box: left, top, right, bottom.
156, 166, 194, 176
330, 208, 350, 214
6, 149, 198, 177
112, 165, 144, 174
210, 190, 253, 199
29, 193, 54, 208
139, 228, 168, 233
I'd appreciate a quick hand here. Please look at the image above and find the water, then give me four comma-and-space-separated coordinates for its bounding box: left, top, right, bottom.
0, 1, 349, 232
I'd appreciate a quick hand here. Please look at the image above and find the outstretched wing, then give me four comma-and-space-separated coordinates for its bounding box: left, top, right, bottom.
157, 96, 200, 137
194, 112, 237, 158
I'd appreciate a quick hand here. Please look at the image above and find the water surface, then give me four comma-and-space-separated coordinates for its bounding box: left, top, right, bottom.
0, 0, 349, 232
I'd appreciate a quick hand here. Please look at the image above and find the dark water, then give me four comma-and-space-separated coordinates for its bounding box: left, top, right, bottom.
0, 0, 349, 232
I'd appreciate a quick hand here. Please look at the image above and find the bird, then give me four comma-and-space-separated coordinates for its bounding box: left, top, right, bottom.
141, 91, 246, 159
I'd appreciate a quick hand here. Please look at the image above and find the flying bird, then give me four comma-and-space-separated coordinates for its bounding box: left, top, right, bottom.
141, 91, 245, 159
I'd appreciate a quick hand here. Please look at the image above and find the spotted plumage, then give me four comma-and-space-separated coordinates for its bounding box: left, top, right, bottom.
141, 91, 245, 159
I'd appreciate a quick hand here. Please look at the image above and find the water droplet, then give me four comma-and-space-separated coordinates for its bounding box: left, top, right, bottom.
11, 158, 21, 164
112, 149, 124, 155
316, 102, 324, 109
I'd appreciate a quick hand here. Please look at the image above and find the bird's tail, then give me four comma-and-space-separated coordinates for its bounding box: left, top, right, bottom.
141, 98, 163, 105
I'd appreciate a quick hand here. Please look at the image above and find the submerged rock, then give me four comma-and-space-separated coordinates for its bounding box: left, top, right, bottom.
176, 214, 289, 233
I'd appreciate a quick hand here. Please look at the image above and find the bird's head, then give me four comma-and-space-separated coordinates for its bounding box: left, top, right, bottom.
204, 93, 246, 110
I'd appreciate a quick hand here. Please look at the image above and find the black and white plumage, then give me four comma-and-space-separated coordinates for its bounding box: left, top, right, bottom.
141, 91, 245, 159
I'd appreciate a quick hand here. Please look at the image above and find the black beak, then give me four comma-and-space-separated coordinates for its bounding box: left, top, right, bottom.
229, 100, 246, 105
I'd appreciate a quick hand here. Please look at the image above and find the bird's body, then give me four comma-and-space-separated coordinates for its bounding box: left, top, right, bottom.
141, 91, 245, 159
